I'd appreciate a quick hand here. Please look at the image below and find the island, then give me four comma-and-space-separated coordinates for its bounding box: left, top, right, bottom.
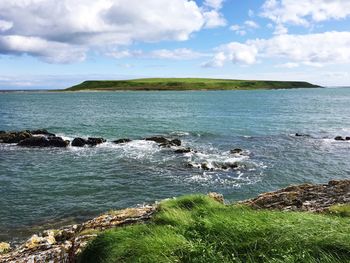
65, 78, 320, 91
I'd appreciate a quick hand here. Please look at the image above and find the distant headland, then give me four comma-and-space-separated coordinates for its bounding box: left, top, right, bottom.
64, 78, 320, 91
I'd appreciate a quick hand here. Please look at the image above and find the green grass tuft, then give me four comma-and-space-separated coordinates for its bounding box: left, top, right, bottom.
328, 204, 350, 218
79, 195, 350, 263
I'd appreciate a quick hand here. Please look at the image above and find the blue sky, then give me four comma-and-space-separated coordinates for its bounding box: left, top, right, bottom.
0, 0, 350, 89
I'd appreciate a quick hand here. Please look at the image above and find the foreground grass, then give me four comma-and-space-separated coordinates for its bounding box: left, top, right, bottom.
65, 78, 319, 91
79, 195, 350, 263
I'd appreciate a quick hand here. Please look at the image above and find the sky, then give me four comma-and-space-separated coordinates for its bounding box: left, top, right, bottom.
0, 0, 350, 89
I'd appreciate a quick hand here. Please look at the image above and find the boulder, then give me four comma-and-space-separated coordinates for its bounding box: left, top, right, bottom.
86, 137, 106, 146
18, 136, 69, 147
31, 129, 56, 137
144, 136, 181, 147
174, 147, 192, 154
113, 138, 132, 144
0, 131, 32, 143
346, 137, 350, 141
334, 136, 345, 141
170, 139, 181, 146
72, 138, 87, 147
230, 148, 243, 154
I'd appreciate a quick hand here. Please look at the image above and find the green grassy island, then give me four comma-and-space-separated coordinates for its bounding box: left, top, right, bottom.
65, 78, 320, 91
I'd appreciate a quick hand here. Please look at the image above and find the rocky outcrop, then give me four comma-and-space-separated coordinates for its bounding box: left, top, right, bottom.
174, 147, 192, 154
241, 180, 350, 212
230, 148, 243, 154
0, 205, 157, 263
30, 129, 56, 137
17, 136, 70, 148
0, 131, 32, 143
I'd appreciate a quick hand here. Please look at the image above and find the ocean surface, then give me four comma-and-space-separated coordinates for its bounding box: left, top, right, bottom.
1, 88, 350, 242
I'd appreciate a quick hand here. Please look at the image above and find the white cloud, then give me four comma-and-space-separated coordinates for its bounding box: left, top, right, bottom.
0, 35, 86, 63
0, 0, 223, 62
230, 20, 259, 35
276, 62, 299, 68
203, 10, 227, 28
262, 0, 350, 34
244, 20, 260, 29
0, 20, 13, 32
107, 48, 207, 60
206, 31, 350, 67
204, 0, 225, 10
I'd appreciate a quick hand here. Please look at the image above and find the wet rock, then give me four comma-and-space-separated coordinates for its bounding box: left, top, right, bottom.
201, 163, 212, 171
346, 137, 350, 141
0, 131, 32, 143
295, 133, 310, 137
86, 137, 106, 146
208, 192, 224, 204
31, 129, 55, 137
240, 180, 350, 212
170, 139, 181, 147
113, 138, 132, 144
174, 147, 192, 154
144, 136, 181, 147
72, 137, 87, 147
334, 136, 345, 141
230, 148, 243, 154
0, 242, 10, 254
17, 136, 69, 147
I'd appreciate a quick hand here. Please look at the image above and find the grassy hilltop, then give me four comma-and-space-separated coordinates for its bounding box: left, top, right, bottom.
65, 78, 320, 91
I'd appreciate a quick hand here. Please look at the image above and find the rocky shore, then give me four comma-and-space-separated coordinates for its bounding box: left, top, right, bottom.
0, 179, 348, 263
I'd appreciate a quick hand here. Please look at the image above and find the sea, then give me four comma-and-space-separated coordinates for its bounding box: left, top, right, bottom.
1, 87, 350, 242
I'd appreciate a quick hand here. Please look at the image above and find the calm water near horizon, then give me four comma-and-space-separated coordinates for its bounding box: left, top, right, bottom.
1, 87, 350, 242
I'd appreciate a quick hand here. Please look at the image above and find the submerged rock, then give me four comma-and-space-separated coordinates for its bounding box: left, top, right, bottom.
31, 129, 56, 137
174, 147, 192, 154
113, 138, 132, 144
295, 133, 310, 137
335, 136, 346, 141
18, 136, 69, 147
230, 148, 243, 154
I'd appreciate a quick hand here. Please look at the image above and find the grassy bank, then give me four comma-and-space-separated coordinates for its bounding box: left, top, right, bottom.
79, 195, 350, 263
65, 78, 320, 91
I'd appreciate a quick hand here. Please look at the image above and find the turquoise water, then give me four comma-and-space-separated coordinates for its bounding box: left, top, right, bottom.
1, 88, 350, 242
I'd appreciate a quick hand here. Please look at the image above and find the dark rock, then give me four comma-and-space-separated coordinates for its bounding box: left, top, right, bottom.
230, 148, 243, 154
170, 139, 181, 146
31, 129, 56, 137
144, 136, 181, 147
113, 138, 132, 144
174, 147, 192, 154
201, 163, 210, 171
145, 136, 169, 144
18, 136, 69, 147
295, 133, 310, 137
346, 137, 350, 141
86, 137, 106, 146
334, 136, 345, 141
72, 138, 87, 147
0, 131, 32, 143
